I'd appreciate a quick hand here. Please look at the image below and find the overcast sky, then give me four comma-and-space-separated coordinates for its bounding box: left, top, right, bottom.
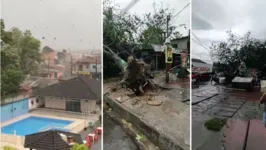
192, 0, 266, 63
113, 0, 190, 37
1, 0, 101, 52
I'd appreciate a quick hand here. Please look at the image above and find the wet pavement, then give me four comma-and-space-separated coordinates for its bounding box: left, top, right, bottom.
192, 81, 263, 150
103, 114, 138, 150
153, 76, 190, 105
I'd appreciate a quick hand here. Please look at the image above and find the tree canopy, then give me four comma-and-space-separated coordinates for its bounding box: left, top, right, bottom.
103, 1, 182, 78
210, 30, 266, 73
1, 19, 41, 97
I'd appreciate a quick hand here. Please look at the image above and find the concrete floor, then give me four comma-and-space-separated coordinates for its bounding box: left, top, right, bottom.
104, 77, 190, 150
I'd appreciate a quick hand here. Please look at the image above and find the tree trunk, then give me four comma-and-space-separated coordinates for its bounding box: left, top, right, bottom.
104, 46, 156, 95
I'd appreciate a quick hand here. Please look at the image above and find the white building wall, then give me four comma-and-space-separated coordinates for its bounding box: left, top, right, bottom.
28, 97, 44, 110
177, 39, 188, 50
80, 100, 97, 113
89, 64, 101, 73
45, 97, 66, 110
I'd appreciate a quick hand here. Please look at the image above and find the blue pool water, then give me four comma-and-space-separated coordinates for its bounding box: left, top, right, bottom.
1, 116, 73, 136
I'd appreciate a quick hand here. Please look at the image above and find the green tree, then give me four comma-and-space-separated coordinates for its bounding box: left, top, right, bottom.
103, 1, 142, 78
103, 1, 181, 78
139, 4, 182, 48
1, 19, 41, 97
8, 28, 41, 75
210, 30, 266, 72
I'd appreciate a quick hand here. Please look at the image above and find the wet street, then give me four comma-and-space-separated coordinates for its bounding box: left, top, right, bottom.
192, 82, 261, 119
103, 114, 138, 150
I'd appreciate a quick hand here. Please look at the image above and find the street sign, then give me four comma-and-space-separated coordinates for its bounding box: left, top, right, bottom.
165, 46, 173, 64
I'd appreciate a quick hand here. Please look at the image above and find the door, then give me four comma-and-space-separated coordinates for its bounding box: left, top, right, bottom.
66, 100, 81, 112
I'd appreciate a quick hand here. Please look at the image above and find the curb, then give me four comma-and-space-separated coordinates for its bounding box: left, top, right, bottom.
104, 94, 185, 150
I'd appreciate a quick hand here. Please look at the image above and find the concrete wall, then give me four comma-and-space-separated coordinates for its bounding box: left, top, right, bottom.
1, 99, 28, 123
80, 100, 96, 112
45, 97, 66, 110
176, 38, 188, 50
43, 97, 97, 112
1, 134, 25, 147
44, 97, 96, 112
28, 97, 44, 111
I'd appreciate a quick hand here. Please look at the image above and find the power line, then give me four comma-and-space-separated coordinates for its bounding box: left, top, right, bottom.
191, 32, 210, 52
119, 0, 140, 16
191, 38, 210, 52
171, 2, 190, 19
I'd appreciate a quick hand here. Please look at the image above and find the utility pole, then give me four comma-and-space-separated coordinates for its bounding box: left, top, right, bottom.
48, 56, 50, 78
70, 55, 73, 76
165, 15, 171, 83
166, 15, 171, 38
96, 58, 98, 79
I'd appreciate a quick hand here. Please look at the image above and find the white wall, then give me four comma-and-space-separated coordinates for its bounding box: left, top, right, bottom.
80, 100, 97, 112
177, 38, 188, 50
89, 64, 101, 73
28, 97, 45, 110
45, 97, 66, 110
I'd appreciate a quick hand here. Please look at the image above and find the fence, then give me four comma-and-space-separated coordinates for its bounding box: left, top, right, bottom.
1, 99, 29, 123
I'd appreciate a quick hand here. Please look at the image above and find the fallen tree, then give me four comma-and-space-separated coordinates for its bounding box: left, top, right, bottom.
104, 45, 156, 95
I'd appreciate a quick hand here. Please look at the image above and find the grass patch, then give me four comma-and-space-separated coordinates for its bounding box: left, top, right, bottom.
204, 118, 227, 131
136, 134, 147, 141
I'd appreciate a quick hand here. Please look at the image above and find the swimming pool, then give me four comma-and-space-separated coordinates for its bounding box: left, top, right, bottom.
1, 116, 73, 136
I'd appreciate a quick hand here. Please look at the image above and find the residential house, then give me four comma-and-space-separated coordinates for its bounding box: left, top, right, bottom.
133, 36, 190, 70
57, 49, 71, 65
42, 46, 56, 65
38, 63, 65, 79
37, 75, 100, 113
72, 56, 101, 78
171, 36, 189, 53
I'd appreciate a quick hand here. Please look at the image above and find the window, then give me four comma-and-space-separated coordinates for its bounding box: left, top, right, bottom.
66, 99, 81, 112
93, 65, 97, 69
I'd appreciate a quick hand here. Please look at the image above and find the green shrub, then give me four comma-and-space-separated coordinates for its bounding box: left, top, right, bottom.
204, 118, 227, 131
3, 146, 16, 150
